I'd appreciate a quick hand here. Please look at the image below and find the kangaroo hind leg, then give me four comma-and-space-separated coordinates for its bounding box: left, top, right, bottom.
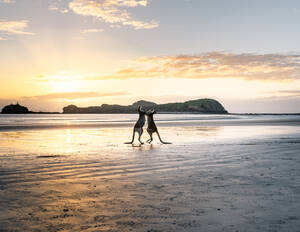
138, 128, 144, 144
146, 131, 153, 143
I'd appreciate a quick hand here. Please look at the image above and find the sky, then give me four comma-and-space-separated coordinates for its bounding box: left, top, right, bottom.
0, 0, 300, 113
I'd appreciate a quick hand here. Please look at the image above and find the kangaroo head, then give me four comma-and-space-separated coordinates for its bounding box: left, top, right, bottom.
146, 109, 156, 117
138, 106, 146, 115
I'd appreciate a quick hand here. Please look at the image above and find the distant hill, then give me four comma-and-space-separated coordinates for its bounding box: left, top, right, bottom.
156, 99, 227, 113
132, 100, 156, 107
63, 99, 228, 114
1, 103, 29, 114
1, 103, 59, 114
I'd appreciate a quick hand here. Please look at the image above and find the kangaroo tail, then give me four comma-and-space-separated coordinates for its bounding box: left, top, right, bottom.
124, 129, 135, 144
156, 131, 172, 144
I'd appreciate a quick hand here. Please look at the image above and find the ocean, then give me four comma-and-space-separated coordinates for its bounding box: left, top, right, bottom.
0, 113, 299, 131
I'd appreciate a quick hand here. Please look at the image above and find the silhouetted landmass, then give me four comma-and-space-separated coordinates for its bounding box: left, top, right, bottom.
1, 103, 60, 114
63, 99, 228, 114
156, 99, 227, 113
1, 103, 29, 114
131, 100, 157, 107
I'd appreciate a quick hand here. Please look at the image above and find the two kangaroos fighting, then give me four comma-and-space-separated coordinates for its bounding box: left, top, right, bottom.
125, 106, 171, 145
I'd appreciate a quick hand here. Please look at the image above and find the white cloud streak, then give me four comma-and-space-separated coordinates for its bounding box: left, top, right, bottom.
69, 0, 158, 29
0, 20, 33, 35
80, 28, 104, 34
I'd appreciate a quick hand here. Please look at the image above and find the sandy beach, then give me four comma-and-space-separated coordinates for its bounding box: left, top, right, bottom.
2, 0, 300, 231
1, 116, 300, 231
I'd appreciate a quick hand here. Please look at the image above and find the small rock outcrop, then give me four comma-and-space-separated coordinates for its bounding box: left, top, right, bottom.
1, 103, 29, 114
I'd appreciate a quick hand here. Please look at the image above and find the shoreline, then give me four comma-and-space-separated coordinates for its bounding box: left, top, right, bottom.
0, 117, 300, 132
1, 112, 300, 115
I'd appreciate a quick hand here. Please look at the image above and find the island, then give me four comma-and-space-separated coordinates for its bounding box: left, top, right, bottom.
1, 103, 29, 114
63, 99, 228, 114
1, 103, 60, 114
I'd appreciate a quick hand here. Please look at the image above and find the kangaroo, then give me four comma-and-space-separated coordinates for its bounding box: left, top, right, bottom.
146, 109, 171, 144
125, 106, 146, 144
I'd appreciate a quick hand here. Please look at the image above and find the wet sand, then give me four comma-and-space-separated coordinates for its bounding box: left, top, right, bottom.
1, 122, 300, 231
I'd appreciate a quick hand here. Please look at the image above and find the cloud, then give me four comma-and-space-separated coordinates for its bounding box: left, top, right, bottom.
60, 9, 69, 13
92, 52, 300, 81
69, 0, 158, 29
81, 28, 104, 34
21, 91, 128, 100
273, 90, 300, 97
47, 0, 69, 13
0, 0, 12, 3
48, 6, 69, 13
0, 20, 33, 35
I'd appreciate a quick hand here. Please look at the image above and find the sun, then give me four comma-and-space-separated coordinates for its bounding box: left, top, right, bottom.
45, 72, 81, 93
53, 80, 80, 93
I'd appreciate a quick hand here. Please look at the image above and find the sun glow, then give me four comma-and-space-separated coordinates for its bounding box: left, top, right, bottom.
52, 80, 80, 93
44, 72, 82, 93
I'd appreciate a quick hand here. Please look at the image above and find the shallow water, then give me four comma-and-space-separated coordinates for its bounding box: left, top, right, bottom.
0, 113, 299, 131
0, 124, 299, 156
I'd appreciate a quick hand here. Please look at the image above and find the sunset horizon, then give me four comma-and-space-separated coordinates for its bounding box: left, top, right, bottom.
1, 0, 300, 113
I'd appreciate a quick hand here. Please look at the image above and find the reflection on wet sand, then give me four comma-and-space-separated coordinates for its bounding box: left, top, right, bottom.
1, 125, 300, 231
0, 127, 222, 156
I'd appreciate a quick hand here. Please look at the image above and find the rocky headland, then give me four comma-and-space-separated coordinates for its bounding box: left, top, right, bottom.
63, 99, 228, 114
